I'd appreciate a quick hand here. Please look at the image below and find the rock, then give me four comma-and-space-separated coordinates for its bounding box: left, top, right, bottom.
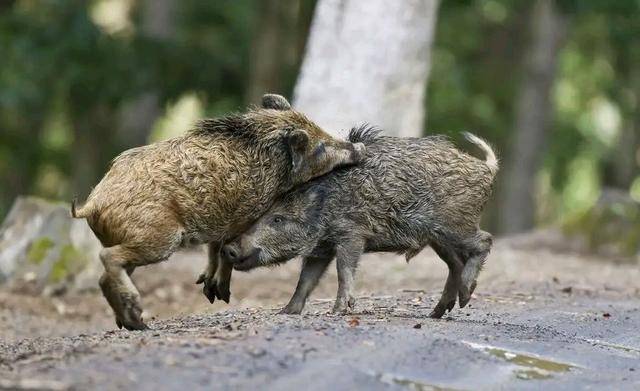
0, 196, 102, 294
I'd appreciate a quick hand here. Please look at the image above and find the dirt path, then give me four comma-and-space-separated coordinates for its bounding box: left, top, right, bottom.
1, 231, 639, 390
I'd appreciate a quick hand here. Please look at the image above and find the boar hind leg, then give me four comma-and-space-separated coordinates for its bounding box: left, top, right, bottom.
429, 242, 464, 319
100, 240, 177, 330
99, 246, 149, 330
458, 231, 492, 307
332, 240, 363, 314
281, 253, 334, 315
197, 243, 232, 304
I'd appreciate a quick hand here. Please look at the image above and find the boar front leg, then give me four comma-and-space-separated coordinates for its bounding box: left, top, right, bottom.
196, 242, 232, 304
332, 240, 364, 314
281, 252, 334, 314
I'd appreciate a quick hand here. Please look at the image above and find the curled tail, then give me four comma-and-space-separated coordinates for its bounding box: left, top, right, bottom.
71, 197, 93, 219
462, 132, 499, 177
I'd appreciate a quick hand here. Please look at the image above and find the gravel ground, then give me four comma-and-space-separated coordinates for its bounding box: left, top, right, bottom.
1, 231, 639, 390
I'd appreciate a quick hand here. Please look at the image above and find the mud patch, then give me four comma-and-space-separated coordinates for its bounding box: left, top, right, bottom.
463, 341, 577, 380
369, 371, 457, 391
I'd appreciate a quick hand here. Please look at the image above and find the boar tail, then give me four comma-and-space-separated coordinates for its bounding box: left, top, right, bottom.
462, 132, 499, 177
71, 197, 93, 219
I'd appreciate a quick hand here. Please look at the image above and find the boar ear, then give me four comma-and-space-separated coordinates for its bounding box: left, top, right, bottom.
285, 129, 309, 173
262, 94, 291, 111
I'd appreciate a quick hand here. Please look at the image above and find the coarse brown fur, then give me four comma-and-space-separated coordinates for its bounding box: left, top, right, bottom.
223, 126, 498, 318
72, 95, 365, 330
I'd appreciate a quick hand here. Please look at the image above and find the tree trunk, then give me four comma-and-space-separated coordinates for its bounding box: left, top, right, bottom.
608, 123, 638, 189
498, 0, 568, 234
117, 0, 176, 148
293, 0, 439, 138
71, 105, 115, 199
246, 0, 302, 105
605, 69, 640, 189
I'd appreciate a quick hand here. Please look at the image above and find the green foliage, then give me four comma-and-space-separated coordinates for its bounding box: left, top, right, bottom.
0, 0, 265, 216
1, 0, 639, 236
428, 0, 640, 228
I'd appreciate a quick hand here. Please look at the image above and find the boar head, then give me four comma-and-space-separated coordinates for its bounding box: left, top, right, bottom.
221, 184, 326, 270
259, 94, 365, 186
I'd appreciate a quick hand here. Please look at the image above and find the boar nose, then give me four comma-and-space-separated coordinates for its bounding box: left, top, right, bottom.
221, 245, 239, 262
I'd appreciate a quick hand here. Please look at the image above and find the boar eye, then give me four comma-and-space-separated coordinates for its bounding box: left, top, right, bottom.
272, 216, 284, 225
312, 142, 326, 158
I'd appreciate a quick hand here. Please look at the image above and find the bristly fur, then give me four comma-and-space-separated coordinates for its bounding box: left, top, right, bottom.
191, 114, 249, 136
224, 130, 498, 317
68, 93, 364, 330
348, 124, 382, 144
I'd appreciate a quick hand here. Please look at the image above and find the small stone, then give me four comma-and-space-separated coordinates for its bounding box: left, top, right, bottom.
249, 348, 267, 358
413, 323, 422, 329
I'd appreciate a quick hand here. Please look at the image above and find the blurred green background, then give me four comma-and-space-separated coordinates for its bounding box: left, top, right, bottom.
1, 0, 639, 241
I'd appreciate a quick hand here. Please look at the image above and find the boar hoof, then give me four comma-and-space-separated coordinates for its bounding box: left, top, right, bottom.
120, 297, 148, 330
469, 280, 478, 295
429, 298, 456, 319
122, 320, 148, 331
429, 305, 446, 319
198, 278, 231, 304
202, 283, 217, 304
279, 305, 303, 315
458, 286, 471, 309
197, 275, 231, 304
331, 298, 355, 314
215, 280, 231, 303
196, 273, 217, 303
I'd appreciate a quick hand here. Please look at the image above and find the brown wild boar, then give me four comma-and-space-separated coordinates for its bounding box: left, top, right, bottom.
221, 126, 498, 318
72, 94, 365, 330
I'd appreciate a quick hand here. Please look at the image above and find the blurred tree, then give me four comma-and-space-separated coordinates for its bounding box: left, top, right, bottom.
603, 8, 640, 190
0, 0, 258, 214
246, 0, 301, 105
294, 0, 440, 137
426, 0, 531, 229
2, 0, 640, 237
499, 0, 568, 234
116, 0, 176, 149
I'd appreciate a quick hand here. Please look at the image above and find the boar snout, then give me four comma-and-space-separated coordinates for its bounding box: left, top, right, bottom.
222, 243, 261, 271
221, 245, 239, 262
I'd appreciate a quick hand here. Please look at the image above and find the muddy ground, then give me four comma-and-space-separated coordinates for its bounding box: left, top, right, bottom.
1, 230, 639, 390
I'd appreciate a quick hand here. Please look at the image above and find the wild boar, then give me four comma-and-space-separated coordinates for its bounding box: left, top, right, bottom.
71, 94, 365, 330
221, 126, 498, 318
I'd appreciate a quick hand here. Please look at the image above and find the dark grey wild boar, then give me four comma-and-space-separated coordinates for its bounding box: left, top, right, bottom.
71, 94, 365, 330
222, 126, 498, 318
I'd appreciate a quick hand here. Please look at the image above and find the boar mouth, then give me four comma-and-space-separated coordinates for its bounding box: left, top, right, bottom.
232, 248, 262, 271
